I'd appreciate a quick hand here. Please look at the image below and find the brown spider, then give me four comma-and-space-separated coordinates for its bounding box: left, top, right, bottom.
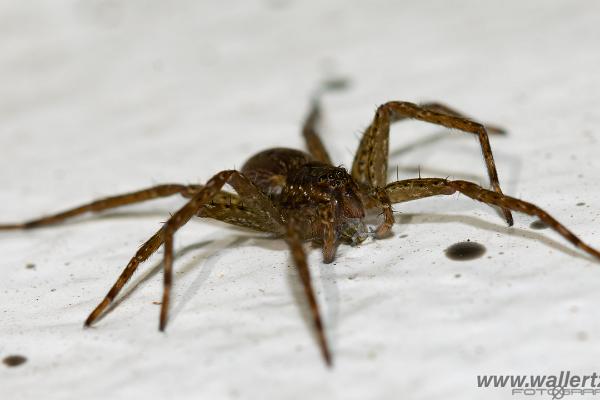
2, 94, 600, 367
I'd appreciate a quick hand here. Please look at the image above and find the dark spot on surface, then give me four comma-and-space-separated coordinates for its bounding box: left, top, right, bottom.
25, 263, 35, 269
577, 331, 589, 341
454, 273, 461, 278
399, 234, 408, 238
322, 77, 351, 91
397, 214, 413, 224
576, 202, 585, 206
530, 219, 549, 230
445, 241, 486, 261
3, 355, 27, 367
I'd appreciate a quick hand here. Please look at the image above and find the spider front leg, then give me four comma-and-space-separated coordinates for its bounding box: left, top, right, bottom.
317, 203, 338, 263
364, 188, 395, 239
285, 218, 332, 366
85, 170, 283, 330
352, 101, 514, 226
383, 178, 600, 260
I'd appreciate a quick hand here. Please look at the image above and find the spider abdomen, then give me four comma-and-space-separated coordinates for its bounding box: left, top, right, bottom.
241, 147, 313, 196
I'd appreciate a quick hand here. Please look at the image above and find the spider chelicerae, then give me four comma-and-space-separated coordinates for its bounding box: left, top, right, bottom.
2, 90, 599, 366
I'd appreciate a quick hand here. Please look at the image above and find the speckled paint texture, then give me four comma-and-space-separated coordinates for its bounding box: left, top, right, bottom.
1, 1, 600, 399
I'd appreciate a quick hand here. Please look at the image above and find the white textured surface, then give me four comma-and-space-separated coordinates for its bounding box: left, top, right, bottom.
2, 1, 600, 399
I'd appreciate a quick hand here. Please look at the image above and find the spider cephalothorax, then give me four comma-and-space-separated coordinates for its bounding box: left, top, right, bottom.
2, 92, 599, 367
279, 161, 367, 258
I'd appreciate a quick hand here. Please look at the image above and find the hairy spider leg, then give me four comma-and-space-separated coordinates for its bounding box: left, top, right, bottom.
200, 175, 333, 365
0, 171, 330, 362
82, 171, 284, 330
0, 181, 284, 232
0, 184, 203, 230
417, 102, 507, 135
363, 187, 395, 238
351, 101, 514, 226
197, 195, 283, 234
302, 98, 333, 165
286, 217, 332, 366
383, 178, 600, 260
316, 202, 337, 263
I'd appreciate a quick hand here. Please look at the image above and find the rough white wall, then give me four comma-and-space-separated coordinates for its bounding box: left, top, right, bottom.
1, 1, 600, 399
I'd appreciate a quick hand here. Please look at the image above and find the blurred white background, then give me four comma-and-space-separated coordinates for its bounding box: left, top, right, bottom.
1, 1, 600, 399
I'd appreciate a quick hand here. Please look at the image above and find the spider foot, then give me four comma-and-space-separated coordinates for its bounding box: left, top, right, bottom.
502, 208, 515, 226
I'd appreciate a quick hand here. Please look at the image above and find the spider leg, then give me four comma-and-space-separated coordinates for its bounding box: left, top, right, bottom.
372, 102, 506, 135
366, 188, 395, 238
285, 218, 332, 366
418, 102, 507, 135
0, 184, 203, 230
302, 99, 333, 165
317, 203, 337, 263
198, 200, 284, 234
383, 178, 600, 260
84, 170, 283, 330
351, 101, 513, 226
301, 78, 351, 165
197, 172, 285, 234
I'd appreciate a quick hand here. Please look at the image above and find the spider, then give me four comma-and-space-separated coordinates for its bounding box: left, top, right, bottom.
2, 92, 600, 367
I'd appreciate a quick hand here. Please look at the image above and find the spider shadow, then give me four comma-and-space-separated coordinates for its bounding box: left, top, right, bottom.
388, 131, 449, 159
386, 129, 522, 223
398, 212, 595, 262
387, 129, 521, 190
168, 235, 250, 324
94, 231, 252, 326
90, 220, 340, 340
210, 230, 343, 347
80, 206, 596, 358
88, 209, 595, 346
179, 224, 342, 341
175, 230, 341, 353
